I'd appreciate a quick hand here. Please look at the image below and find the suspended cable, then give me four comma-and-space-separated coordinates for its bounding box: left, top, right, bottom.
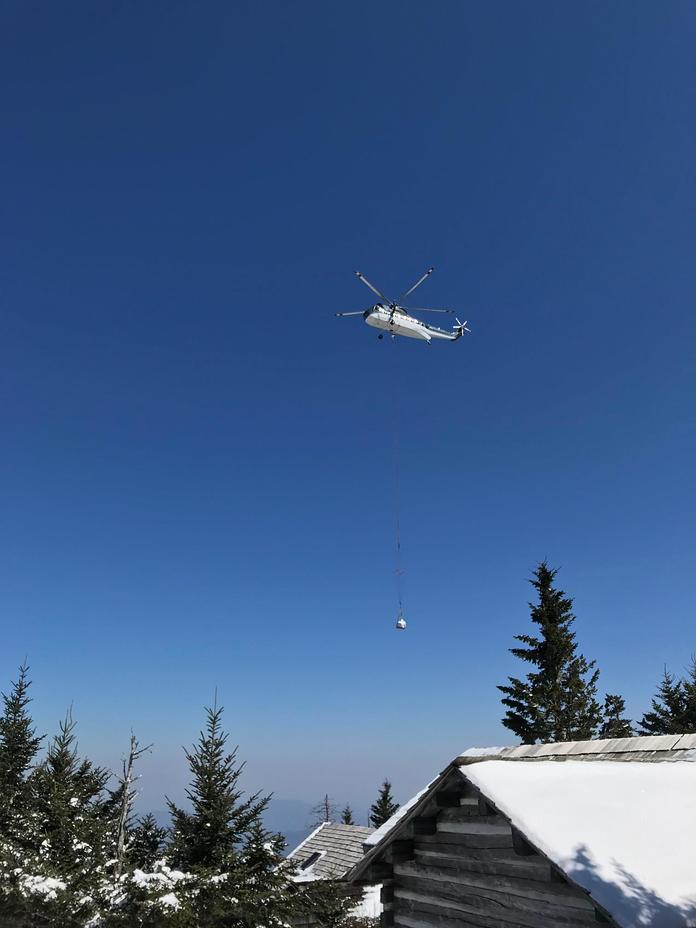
391, 336, 407, 630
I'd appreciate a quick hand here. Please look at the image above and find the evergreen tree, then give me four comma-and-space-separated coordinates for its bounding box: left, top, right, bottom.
340, 804, 354, 825
0, 709, 112, 927
638, 662, 696, 735
498, 562, 602, 743
369, 780, 398, 828
0, 662, 43, 839
129, 813, 168, 870
159, 700, 352, 928
167, 701, 267, 870
600, 694, 633, 738
31, 710, 111, 877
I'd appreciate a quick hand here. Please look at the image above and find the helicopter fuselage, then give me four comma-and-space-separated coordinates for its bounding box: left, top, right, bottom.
364, 305, 458, 342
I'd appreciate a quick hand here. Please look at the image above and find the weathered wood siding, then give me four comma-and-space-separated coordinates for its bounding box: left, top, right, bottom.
377, 776, 604, 928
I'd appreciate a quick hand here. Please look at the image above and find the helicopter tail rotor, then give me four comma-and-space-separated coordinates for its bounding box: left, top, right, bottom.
454, 318, 471, 339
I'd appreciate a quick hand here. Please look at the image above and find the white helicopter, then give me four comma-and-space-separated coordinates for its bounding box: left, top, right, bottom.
337, 267, 470, 343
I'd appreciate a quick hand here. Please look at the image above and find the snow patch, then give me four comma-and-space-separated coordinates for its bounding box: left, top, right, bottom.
351, 883, 382, 919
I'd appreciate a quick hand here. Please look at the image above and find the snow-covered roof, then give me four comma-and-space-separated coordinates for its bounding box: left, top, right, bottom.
456, 732, 696, 763
287, 822, 374, 881
464, 758, 696, 928
348, 733, 696, 928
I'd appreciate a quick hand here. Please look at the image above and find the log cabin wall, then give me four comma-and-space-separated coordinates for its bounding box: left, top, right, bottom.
373, 772, 608, 928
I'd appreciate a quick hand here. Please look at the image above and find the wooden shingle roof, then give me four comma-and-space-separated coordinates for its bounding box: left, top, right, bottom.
288, 822, 375, 881
456, 732, 696, 765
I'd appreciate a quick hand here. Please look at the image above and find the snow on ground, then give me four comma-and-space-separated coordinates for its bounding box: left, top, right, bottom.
352, 883, 382, 919
463, 759, 696, 928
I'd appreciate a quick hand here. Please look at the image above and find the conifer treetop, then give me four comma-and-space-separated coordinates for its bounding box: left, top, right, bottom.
638, 661, 696, 735
369, 779, 399, 828
498, 561, 602, 744
167, 701, 268, 871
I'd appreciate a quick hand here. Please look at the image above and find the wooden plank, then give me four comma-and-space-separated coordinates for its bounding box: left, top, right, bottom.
437, 808, 508, 827
381, 883, 394, 904
394, 860, 595, 910
394, 886, 597, 928
416, 833, 522, 853
396, 913, 497, 928
395, 893, 595, 928
414, 847, 551, 882
436, 825, 512, 847
396, 871, 596, 921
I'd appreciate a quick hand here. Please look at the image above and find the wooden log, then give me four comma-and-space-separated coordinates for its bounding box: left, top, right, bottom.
395, 895, 595, 928
381, 883, 395, 904
437, 808, 507, 827
436, 825, 512, 847
416, 832, 520, 853
395, 914, 492, 928
414, 847, 551, 882
394, 860, 595, 911
395, 876, 597, 926
394, 885, 597, 928
382, 910, 394, 928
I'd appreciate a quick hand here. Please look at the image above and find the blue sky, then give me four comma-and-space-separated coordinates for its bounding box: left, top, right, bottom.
2, 1, 695, 817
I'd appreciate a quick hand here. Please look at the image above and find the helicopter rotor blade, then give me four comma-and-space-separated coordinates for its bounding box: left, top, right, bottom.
336, 310, 367, 317
355, 271, 392, 304
397, 267, 434, 302
406, 307, 454, 314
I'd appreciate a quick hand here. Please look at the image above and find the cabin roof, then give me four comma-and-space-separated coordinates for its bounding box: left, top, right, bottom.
348, 734, 696, 928
287, 822, 375, 881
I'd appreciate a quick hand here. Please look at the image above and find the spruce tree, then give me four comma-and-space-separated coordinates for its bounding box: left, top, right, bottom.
369, 780, 398, 828
129, 812, 167, 870
0, 662, 43, 839
638, 662, 696, 735
340, 804, 354, 825
498, 562, 602, 743
161, 700, 351, 928
31, 710, 111, 877
167, 701, 267, 870
600, 694, 633, 738
2, 709, 112, 927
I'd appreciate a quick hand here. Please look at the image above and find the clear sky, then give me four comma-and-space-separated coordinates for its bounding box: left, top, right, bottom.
2, 1, 695, 817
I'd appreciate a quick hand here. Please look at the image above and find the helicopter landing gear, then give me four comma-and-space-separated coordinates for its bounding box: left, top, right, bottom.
378, 333, 384, 339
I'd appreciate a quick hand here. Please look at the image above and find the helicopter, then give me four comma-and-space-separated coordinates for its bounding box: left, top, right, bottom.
336, 267, 470, 343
